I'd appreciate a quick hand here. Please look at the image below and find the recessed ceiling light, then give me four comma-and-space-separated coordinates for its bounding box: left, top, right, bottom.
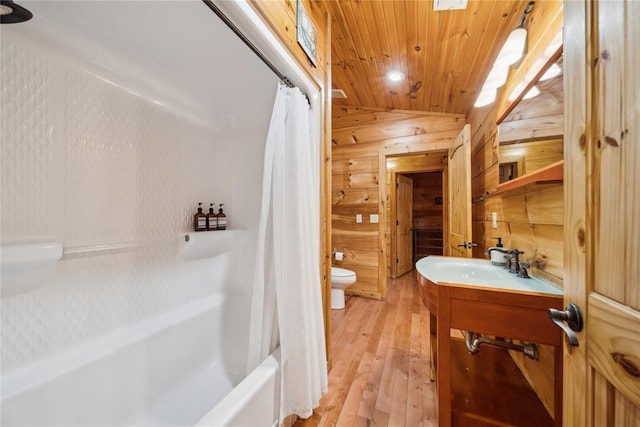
386, 71, 405, 82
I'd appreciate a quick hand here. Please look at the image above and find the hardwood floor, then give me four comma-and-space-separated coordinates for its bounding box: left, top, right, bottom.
295, 272, 437, 426
295, 272, 554, 427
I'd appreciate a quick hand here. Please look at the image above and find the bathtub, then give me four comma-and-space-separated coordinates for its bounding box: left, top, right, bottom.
196, 348, 280, 427
0, 293, 280, 426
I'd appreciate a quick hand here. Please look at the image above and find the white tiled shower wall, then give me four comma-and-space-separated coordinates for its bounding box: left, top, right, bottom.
1, 24, 273, 372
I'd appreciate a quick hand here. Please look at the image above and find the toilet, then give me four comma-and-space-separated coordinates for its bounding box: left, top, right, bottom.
331, 267, 357, 310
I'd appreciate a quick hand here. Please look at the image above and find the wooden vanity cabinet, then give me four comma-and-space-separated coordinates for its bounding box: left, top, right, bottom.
418, 273, 564, 426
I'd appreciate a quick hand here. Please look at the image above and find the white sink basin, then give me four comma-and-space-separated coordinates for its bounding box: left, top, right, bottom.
416, 256, 562, 295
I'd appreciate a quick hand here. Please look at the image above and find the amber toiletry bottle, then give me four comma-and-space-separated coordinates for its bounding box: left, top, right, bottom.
194, 202, 207, 232
207, 203, 217, 231
217, 204, 227, 230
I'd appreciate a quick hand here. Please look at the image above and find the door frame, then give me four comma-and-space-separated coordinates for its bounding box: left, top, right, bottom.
387, 154, 448, 280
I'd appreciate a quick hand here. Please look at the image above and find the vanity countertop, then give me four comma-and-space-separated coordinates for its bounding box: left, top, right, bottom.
416, 255, 563, 296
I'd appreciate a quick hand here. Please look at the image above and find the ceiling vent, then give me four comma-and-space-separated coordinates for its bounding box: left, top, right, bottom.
332, 89, 348, 99
433, 0, 468, 11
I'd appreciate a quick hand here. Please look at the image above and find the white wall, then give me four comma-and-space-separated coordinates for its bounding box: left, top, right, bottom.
1, 2, 277, 373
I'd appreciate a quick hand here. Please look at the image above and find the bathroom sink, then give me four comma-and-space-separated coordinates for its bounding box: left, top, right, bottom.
416, 255, 564, 426
416, 256, 562, 295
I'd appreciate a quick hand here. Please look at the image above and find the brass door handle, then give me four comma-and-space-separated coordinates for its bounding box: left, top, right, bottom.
548, 303, 583, 347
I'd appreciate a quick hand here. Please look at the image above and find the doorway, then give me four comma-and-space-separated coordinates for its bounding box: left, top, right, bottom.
387, 153, 447, 279
405, 172, 445, 264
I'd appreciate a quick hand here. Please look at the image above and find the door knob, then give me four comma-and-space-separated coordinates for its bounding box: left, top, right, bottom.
457, 241, 478, 249
548, 303, 583, 347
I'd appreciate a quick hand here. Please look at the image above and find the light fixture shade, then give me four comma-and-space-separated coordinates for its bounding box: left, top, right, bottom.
0, 0, 32, 24
522, 85, 540, 100
508, 82, 526, 102
474, 88, 496, 108
494, 27, 527, 67
539, 63, 562, 81
482, 66, 509, 90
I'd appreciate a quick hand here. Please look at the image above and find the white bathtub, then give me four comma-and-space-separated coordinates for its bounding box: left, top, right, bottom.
0, 293, 280, 426
196, 348, 280, 427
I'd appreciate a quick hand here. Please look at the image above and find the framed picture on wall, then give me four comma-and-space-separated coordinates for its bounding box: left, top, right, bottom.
296, 0, 317, 67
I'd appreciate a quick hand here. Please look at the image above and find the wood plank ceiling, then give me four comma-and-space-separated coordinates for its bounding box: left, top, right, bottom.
328, 0, 534, 115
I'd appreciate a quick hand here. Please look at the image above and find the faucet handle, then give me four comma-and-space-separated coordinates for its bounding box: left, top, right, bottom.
517, 262, 530, 278
507, 249, 523, 274
503, 254, 513, 270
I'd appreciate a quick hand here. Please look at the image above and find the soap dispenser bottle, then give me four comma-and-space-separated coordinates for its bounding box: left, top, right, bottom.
217, 204, 227, 230
193, 202, 207, 232
206, 203, 217, 231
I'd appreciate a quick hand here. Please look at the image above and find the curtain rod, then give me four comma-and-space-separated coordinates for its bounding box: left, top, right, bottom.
201, 0, 309, 104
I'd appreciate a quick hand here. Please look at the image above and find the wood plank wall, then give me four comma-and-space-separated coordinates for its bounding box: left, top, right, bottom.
250, 0, 328, 83
466, 1, 564, 418
332, 106, 463, 299
409, 172, 444, 230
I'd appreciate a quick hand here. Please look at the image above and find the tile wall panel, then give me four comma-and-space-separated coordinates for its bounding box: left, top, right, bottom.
0, 41, 54, 241
1, 29, 259, 371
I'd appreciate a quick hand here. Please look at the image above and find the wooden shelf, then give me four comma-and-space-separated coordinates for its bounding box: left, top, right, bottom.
489, 160, 563, 197
414, 228, 443, 261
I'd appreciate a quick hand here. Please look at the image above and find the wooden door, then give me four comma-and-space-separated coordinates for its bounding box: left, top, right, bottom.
563, 1, 640, 425
395, 174, 413, 277
447, 124, 472, 258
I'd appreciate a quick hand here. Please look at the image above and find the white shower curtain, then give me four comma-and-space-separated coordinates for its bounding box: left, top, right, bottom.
248, 82, 328, 421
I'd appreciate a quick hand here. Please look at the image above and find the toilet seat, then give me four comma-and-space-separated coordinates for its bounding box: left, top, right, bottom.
331, 267, 356, 285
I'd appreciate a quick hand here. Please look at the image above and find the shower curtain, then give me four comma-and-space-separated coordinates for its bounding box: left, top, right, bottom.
248, 82, 328, 421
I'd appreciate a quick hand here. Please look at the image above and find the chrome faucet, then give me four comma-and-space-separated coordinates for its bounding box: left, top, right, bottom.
517, 261, 531, 278
507, 249, 524, 274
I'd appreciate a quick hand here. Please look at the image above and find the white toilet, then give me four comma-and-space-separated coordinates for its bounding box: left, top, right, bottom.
331, 267, 357, 310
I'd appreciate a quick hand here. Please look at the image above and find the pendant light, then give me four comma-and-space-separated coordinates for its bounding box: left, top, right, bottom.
474, 1, 535, 108
522, 86, 540, 100
495, 2, 535, 66
539, 63, 562, 81
494, 27, 528, 67
0, 0, 33, 24
474, 89, 497, 108
482, 67, 509, 91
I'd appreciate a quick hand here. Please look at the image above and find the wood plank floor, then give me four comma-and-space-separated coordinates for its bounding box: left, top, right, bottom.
295, 272, 437, 427
294, 271, 553, 427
